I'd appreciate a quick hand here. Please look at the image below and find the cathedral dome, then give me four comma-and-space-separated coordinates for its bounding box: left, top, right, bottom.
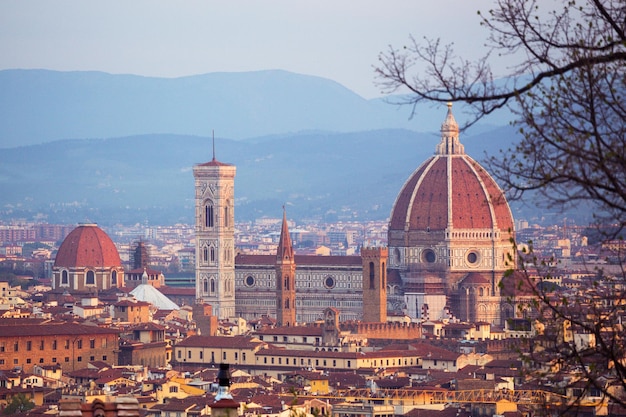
386, 105, 515, 324
54, 223, 122, 268
389, 104, 514, 235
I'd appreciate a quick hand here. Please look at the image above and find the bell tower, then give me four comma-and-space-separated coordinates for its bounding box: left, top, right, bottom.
361, 247, 388, 323
276, 208, 297, 326
193, 143, 236, 320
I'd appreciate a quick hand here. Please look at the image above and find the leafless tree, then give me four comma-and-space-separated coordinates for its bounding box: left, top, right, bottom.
375, 0, 626, 228
377, 0, 626, 412
498, 240, 626, 413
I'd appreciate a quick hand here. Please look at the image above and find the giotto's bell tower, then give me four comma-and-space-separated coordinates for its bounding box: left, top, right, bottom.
193, 147, 236, 320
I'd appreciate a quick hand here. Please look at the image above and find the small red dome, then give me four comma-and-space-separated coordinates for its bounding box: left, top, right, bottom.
54, 223, 121, 268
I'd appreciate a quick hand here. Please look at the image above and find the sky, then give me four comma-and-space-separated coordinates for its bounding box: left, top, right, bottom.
0, 1, 502, 99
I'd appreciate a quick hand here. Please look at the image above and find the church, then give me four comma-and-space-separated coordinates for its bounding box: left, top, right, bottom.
195, 105, 516, 325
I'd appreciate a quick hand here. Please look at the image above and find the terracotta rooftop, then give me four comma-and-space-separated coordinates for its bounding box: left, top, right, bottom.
460, 272, 492, 285
54, 224, 121, 268
159, 286, 196, 296
253, 326, 323, 337
408, 342, 460, 361
0, 321, 119, 337
196, 158, 233, 167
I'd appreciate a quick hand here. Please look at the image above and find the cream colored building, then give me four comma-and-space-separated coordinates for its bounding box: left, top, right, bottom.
174, 335, 265, 367
173, 335, 434, 378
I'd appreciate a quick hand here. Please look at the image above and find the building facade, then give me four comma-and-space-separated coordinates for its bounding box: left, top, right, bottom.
193, 151, 237, 320
361, 247, 388, 323
387, 104, 516, 324
0, 320, 119, 373
172, 334, 429, 378
207, 107, 516, 325
51, 223, 125, 293
235, 254, 363, 323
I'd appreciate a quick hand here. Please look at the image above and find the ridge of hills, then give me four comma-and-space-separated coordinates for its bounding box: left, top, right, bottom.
0, 126, 540, 226
0, 69, 513, 148
0, 69, 412, 148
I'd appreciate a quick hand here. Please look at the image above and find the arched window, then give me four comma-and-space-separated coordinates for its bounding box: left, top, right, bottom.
210, 278, 215, 293
210, 247, 215, 263
285, 298, 290, 309
284, 276, 289, 290
203, 279, 208, 294
61, 270, 69, 285
203, 247, 208, 262
479, 287, 484, 297
224, 203, 230, 228
86, 270, 95, 286
111, 270, 117, 286
502, 304, 514, 319
205, 203, 214, 228
369, 262, 375, 289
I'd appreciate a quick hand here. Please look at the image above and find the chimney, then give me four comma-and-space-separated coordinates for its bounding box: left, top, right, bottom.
211, 363, 239, 417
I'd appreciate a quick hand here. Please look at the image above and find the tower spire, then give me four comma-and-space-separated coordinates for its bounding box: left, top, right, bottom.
276, 206, 296, 326
212, 130, 216, 162
277, 206, 294, 261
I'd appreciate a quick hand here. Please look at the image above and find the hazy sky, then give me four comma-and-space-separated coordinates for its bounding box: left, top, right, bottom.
0, 1, 501, 98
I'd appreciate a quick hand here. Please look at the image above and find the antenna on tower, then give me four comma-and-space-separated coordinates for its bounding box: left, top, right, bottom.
212, 130, 216, 161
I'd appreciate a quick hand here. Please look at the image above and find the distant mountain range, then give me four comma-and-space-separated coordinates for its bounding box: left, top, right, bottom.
0, 69, 514, 148
0, 69, 578, 226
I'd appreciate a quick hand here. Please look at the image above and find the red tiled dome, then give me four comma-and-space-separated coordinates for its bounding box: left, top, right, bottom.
389, 105, 514, 236
54, 223, 121, 268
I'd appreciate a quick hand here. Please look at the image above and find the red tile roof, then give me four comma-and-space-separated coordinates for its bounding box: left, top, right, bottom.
177, 335, 264, 349
459, 272, 492, 285
408, 342, 460, 361
253, 326, 323, 337
54, 224, 121, 268
159, 286, 196, 295
196, 158, 233, 167
0, 321, 119, 337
